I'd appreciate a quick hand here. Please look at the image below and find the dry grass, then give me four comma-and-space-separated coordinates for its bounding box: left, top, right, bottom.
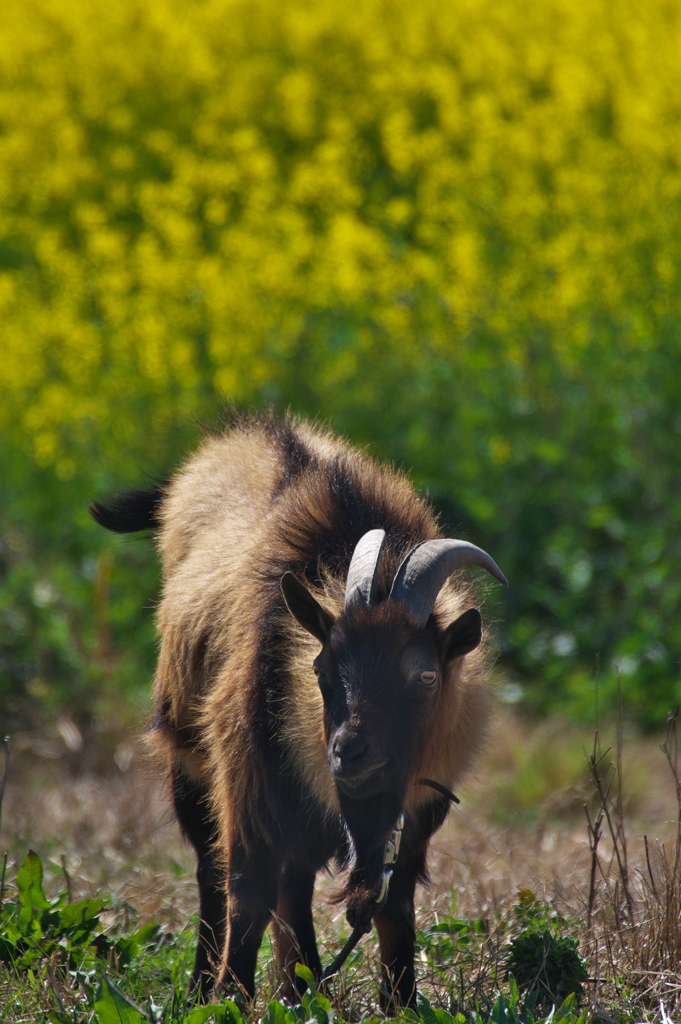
2, 708, 680, 1020
1, 726, 195, 934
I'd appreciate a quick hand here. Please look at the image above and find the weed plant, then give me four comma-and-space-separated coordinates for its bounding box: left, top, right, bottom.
582, 710, 681, 1019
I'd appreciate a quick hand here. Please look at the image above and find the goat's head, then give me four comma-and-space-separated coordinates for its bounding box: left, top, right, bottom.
282, 530, 506, 798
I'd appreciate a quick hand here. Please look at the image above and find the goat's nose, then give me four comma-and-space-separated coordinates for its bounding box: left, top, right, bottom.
332, 731, 368, 770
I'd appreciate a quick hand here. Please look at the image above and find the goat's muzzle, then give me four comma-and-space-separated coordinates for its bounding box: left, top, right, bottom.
329, 727, 388, 797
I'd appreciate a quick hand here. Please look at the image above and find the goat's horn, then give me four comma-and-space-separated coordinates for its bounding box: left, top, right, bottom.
345, 529, 386, 609
390, 539, 508, 626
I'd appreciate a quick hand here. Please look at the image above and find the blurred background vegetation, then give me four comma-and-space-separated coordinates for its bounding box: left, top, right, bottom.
1, 0, 679, 734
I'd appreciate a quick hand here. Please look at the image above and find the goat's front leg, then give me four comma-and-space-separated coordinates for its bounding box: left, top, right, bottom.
215, 838, 279, 1002
373, 852, 421, 1011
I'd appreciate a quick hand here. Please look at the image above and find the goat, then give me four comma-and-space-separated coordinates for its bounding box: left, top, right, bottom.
91, 412, 507, 1008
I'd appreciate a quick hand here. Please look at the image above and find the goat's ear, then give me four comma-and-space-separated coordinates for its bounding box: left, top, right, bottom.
281, 572, 335, 644
439, 608, 482, 665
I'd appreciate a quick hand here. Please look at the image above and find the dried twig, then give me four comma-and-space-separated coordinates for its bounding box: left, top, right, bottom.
614, 682, 631, 905
661, 709, 681, 878
588, 714, 635, 924
0, 851, 7, 915
60, 854, 72, 902
584, 801, 603, 926
47, 961, 67, 1014
644, 836, 658, 900
0, 735, 9, 832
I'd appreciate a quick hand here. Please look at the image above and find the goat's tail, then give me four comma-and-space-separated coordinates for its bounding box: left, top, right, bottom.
89, 484, 166, 534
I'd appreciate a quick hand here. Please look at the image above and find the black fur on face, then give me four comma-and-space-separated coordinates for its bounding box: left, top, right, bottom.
318, 601, 443, 914
315, 602, 438, 800
281, 575, 483, 909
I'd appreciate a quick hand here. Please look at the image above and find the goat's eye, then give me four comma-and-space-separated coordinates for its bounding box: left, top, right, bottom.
419, 670, 437, 686
313, 664, 332, 698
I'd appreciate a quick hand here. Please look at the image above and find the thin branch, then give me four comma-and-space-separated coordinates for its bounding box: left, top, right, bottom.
584, 802, 602, 926
60, 854, 72, 903
644, 835, 658, 900
661, 709, 681, 878
0, 735, 9, 833
0, 852, 7, 915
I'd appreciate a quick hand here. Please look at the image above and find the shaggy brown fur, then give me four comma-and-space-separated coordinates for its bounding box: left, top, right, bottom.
92, 411, 499, 1007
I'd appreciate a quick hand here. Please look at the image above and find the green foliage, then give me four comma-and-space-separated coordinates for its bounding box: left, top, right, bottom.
505, 933, 588, 1017
0, 850, 164, 1019
91, 977, 242, 1024
1, 850, 107, 973
259, 965, 336, 1024
511, 890, 568, 937
417, 915, 488, 982
503, 891, 588, 1017
415, 896, 590, 1024
1, 850, 233, 1022
412, 989, 588, 1024
94, 977, 147, 1024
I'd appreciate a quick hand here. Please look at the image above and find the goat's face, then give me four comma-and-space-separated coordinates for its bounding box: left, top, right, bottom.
316, 606, 441, 799
281, 576, 482, 803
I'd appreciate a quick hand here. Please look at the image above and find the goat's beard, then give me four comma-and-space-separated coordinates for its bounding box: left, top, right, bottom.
336, 781, 406, 927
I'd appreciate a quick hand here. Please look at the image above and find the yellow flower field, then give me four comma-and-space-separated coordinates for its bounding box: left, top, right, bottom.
1, 0, 679, 473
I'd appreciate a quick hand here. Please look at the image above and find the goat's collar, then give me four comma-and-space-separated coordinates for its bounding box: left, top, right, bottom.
416, 776, 461, 804
374, 813, 404, 910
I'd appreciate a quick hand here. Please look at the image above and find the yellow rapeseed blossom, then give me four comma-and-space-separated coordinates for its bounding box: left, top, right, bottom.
0, 0, 680, 469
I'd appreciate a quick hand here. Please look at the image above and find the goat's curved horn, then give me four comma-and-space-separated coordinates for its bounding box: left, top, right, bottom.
390, 539, 508, 626
345, 529, 386, 609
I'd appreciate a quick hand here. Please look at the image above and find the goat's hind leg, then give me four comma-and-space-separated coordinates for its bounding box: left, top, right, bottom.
172, 764, 226, 999
271, 862, 321, 1000
214, 837, 279, 1002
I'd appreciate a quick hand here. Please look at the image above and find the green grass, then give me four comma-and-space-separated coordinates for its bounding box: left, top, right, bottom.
0, 851, 590, 1023
2, 712, 681, 1022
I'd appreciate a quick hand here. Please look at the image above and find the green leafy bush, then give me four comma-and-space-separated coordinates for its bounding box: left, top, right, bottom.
502, 890, 587, 1016
505, 932, 588, 1016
